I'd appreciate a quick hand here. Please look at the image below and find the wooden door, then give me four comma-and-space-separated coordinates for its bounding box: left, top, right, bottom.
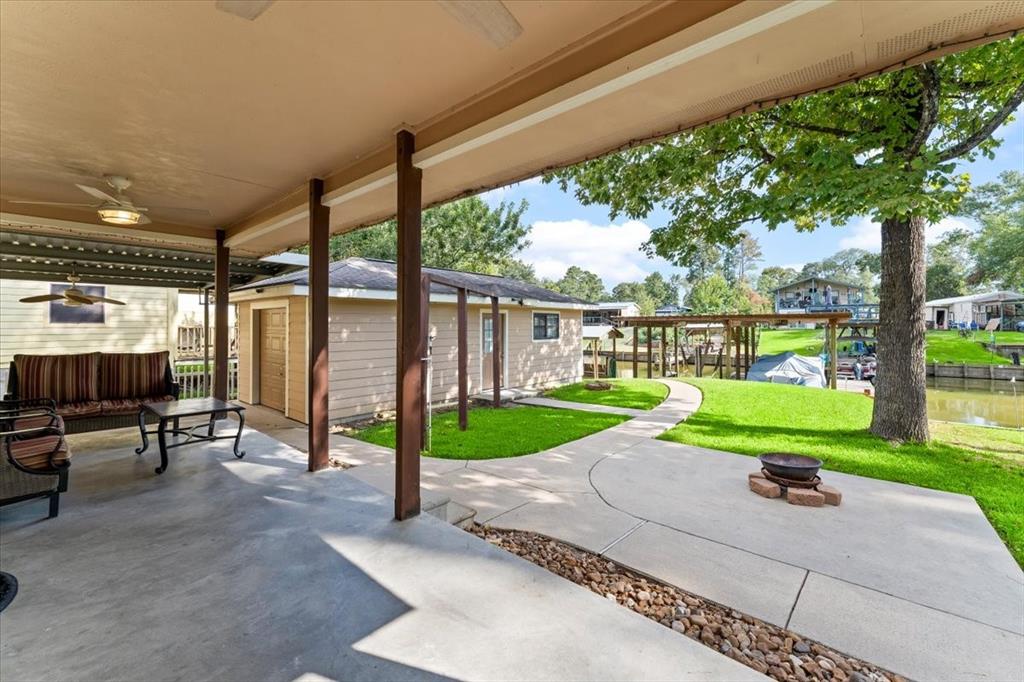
481, 312, 507, 390
259, 308, 287, 412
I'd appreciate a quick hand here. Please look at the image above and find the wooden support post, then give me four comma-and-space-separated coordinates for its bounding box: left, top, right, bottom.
735, 325, 742, 380
828, 320, 838, 389
646, 326, 653, 379
213, 230, 229, 401
491, 296, 502, 406
674, 325, 680, 376
632, 329, 638, 378
723, 321, 731, 379
457, 287, 468, 431
611, 336, 617, 378
660, 328, 667, 377
308, 179, 331, 472
593, 339, 600, 379
202, 287, 211, 397
395, 129, 423, 521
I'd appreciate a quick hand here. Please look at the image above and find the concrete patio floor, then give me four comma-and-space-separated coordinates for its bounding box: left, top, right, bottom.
321, 381, 1024, 682
0, 424, 760, 682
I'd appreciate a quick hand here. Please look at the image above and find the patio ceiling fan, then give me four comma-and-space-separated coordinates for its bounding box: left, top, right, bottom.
8, 175, 210, 227
18, 265, 126, 307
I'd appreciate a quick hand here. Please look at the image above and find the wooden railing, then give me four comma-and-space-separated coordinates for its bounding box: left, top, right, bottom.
176, 324, 238, 360
174, 359, 238, 400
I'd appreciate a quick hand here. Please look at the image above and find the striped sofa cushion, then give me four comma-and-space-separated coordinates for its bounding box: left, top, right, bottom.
8, 434, 71, 472
13, 353, 100, 404
99, 351, 169, 399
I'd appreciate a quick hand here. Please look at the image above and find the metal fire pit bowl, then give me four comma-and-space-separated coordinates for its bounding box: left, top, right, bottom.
758, 453, 822, 482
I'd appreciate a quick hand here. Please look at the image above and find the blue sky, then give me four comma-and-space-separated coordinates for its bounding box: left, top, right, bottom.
481, 109, 1024, 287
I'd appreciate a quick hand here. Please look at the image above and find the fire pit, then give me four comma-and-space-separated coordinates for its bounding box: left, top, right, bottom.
758, 452, 821, 481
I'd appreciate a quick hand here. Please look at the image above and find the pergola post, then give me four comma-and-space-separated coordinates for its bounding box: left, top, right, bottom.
735, 325, 742, 380
308, 178, 330, 472
395, 129, 423, 521
611, 335, 617, 377
674, 325, 680, 376
213, 230, 229, 402
457, 287, 468, 431
646, 326, 653, 379
659, 327, 667, 377
828, 319, 838, 389
632, 329, 638, 378
723, 320, 731, 379
491, 296, 502, 406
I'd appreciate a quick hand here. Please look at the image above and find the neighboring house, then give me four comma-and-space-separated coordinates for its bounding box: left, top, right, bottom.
0, 279, 178, 394
583, 301, 639, 326
655, 304, 691, 316
924, 291, 1024, 330
773, 277, 877, 319
229, 258, 588, 424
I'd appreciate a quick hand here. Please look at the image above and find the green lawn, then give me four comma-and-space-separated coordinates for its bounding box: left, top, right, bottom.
352, 405, 628, 460
660, 378, 1024, 565
543, 378, 669, 410
758, 328, 1023, 365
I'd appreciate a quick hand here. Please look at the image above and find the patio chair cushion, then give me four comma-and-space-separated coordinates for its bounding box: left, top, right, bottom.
7, 434, 71, 472
13, 353, 100, 404
99, 351, 170, 400
55, 401, 102, 418
100, 395, 175, 416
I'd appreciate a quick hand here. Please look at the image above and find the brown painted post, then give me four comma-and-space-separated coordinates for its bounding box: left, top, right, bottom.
735, 325, 742, 380
395, 129, 423, 521
457, 287, 468, 431
593, 339, 600, 379
674, 325, 680, 376
646, 326, 653, 378
202, 287, 211, 397
632, 328, 638, 378
829, 319, 838, 389
307, 179, 331, 472
213, 230, 229, 401
660, 327, 667, 377
491, 296, 501, 406
611, 336, 617, 377
723, 321, 731, 379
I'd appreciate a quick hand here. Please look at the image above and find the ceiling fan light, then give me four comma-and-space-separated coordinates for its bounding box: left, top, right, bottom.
98, 206, 141, 226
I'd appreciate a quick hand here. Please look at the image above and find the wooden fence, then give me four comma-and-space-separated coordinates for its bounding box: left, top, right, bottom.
927, 362, 1023, 381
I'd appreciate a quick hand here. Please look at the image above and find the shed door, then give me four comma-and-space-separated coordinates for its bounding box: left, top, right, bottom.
259, 308, 287, 412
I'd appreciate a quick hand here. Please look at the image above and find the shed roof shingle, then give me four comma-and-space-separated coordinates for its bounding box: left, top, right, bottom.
234, 257, 589, 305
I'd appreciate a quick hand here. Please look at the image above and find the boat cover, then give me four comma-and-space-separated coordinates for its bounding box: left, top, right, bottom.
746, 351, 826, 388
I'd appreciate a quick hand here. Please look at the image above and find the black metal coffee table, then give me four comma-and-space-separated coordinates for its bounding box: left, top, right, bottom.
136, 398, 245, 474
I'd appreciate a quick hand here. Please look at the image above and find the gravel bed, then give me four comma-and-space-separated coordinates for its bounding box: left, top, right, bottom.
470, 524, 906, 682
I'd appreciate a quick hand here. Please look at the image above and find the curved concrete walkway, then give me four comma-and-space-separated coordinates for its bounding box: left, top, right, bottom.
339, 379, 1023, 682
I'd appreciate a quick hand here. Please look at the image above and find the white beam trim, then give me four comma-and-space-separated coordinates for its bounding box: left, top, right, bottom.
412, 0, 834, 169
225, 204, 309, 248
320, 165, 397, 208
0, 212, 218, 249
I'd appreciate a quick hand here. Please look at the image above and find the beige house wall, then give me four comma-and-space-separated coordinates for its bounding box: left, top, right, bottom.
236, 295, 583, 424
0, 279, 177, 367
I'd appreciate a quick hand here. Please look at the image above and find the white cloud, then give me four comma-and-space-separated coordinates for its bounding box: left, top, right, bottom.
837, 217, 973, 252
521, 219, 677, 286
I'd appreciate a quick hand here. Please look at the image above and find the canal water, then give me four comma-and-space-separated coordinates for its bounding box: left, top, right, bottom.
926, 377, 1024, 430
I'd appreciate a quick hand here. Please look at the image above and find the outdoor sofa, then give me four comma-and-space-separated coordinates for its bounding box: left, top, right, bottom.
4, 351, 179, 433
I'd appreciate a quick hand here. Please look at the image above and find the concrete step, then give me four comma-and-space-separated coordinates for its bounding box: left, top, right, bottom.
424, 494, 477, 529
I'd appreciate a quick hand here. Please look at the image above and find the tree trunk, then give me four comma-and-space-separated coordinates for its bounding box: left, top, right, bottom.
870, 215, 929, 442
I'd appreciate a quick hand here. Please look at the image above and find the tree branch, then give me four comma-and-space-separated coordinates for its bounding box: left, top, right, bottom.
766, 113, 860, 138
902, 63, 940, 160
936, 79, 1024, 162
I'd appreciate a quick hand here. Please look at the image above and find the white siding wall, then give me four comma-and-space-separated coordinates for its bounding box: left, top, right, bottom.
236, 295, 583, 424
0, 279, 175, 364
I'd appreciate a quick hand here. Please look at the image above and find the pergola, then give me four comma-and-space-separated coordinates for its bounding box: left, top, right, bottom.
2, 1, 1020, 521
615, 312, 852, 388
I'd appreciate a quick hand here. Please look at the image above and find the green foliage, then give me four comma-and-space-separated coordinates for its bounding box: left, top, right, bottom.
544, 379, 669, 410
756, 266, 799, 296
643, 271, 675, 307
551, 265, 607, 302
757, 328, 1020, 364
962, 170, 1024, 290
352, 405, 627, 459
925, 261, 967, 300
311, 196, 534, 278
548, 38, 1024, 267
660, 378, 1024, 564
686, 273, 733, 313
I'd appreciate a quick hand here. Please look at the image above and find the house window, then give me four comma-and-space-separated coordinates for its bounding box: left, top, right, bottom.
48, 284, 106, 324
533, 312, 560, 340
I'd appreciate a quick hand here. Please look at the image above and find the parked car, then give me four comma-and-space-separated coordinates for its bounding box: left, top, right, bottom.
1015, 320, 1024, 332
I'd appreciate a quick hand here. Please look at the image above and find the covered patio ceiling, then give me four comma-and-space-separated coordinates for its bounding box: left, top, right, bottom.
0, 229, 304, 290
3, 1, 1022, 258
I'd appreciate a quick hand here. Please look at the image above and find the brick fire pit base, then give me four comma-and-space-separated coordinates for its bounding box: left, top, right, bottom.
748, 472, 841, 507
